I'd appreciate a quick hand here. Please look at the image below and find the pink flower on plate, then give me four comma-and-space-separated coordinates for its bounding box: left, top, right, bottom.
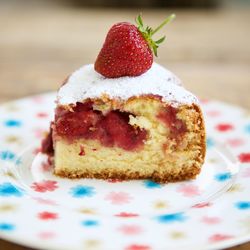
38, 211, 58, 220
36, 112, 48, 118
41, 161, 53, 172
115, 212, 139, 218
31, 180, 58, 192
201, 216, 221, 225
125, 244, 151, 250
33, 128, 46, 138
226, 138, 245, 147
33, 147, 41, 155
105, 192, 132, 205
118, 225, 143, 235
206, 110, 221, 117
38, 231, 56, 240
32, 96, 44, 104
209, 233, 233, 242
192, 202, 212, 208
177, 184, 201, 197
199, 98, 210, 104
33, 197, 57, 206
242, 168, 250, 178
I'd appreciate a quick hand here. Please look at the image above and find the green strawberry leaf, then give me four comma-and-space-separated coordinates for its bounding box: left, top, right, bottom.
136, 14, 175, 57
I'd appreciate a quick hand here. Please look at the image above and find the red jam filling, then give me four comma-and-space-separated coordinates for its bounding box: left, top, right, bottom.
157, 106, 187, 139
55, 102, 147, 151
41, 123, 54, 155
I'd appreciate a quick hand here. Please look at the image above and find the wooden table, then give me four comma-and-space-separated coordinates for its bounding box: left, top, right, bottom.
0, 3, 249, 250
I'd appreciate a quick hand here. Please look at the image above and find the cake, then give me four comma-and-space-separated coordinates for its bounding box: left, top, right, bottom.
41, 14, 206, 183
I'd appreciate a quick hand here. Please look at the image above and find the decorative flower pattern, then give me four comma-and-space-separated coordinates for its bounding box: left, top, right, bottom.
105, 192, 133, 205
177, 184, 201, 197
118, 225, 143, 235
38, 211, 58, 220
31, 180, 58, 193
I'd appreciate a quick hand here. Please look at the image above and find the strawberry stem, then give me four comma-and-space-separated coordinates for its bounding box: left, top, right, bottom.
151, 14, 176, 35
135, 13, 176, 57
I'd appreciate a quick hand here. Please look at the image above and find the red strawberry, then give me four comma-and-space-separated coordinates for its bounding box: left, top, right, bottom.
95, 14, 175, 78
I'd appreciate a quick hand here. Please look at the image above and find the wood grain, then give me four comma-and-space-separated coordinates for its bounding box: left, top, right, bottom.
0, 4, 249, 250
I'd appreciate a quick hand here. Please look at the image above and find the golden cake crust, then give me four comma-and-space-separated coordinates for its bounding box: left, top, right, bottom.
54, 164, 201, 183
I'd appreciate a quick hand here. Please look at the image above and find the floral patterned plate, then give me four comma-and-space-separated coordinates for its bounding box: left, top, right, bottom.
0, 93, 250, 250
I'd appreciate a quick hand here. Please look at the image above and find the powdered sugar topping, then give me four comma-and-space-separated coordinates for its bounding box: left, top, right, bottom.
57, 63, 198, 105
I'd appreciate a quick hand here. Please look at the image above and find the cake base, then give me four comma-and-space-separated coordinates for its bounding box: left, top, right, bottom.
54, 164, 201, 183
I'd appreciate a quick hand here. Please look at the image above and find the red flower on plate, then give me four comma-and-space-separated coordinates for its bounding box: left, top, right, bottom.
238, 153, 250, 163
115, 212, 139, 218
38, 211, 58, 220
107, 179, 123, 183
125, 245, 151, 250
215, 123, 234, 132
31, 180, 58, 192
209, 234, 233, 242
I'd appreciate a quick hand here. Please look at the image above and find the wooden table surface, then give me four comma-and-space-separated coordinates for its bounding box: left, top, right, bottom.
0, 3, 249, 250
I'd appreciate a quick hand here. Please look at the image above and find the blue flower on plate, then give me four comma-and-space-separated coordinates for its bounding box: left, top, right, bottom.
214, 172, 232, 182
0, 223, 15, 231
0, 182, 24, 197
206, 137, 215, 148
143, 180, 163, 189
155, 212, 187, 223
244, 124, 250, 134
70, 185, 95, 198
14, 157, 22, 166
4, 119, 22, 127
81, 220, 99, 227
235, 201, 250, 210
0, 150, 16, 161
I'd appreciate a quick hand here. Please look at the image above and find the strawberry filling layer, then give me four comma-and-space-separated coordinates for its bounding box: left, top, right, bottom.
54, 101, 147, 151
41, 101, 187, 156
157, 106, 187, 139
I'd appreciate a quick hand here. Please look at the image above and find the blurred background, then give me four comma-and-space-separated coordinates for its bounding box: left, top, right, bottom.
0, 0, 250, 109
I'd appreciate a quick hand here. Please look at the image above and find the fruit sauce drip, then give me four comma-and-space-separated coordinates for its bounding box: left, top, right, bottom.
41, 123, 54, 155
54, 101, 148, 151
157, 106, 187, 139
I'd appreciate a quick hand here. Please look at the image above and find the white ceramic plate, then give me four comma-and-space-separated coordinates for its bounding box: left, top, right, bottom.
0, 93, 250, 250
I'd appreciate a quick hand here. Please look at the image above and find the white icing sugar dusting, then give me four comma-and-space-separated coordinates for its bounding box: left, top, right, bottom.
57, 63, 198, 105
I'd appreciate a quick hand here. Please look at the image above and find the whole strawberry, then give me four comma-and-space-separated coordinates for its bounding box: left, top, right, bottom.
94, 14, 175, 78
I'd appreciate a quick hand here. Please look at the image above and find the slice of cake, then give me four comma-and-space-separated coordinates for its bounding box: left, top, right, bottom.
41, 14, 206, 183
